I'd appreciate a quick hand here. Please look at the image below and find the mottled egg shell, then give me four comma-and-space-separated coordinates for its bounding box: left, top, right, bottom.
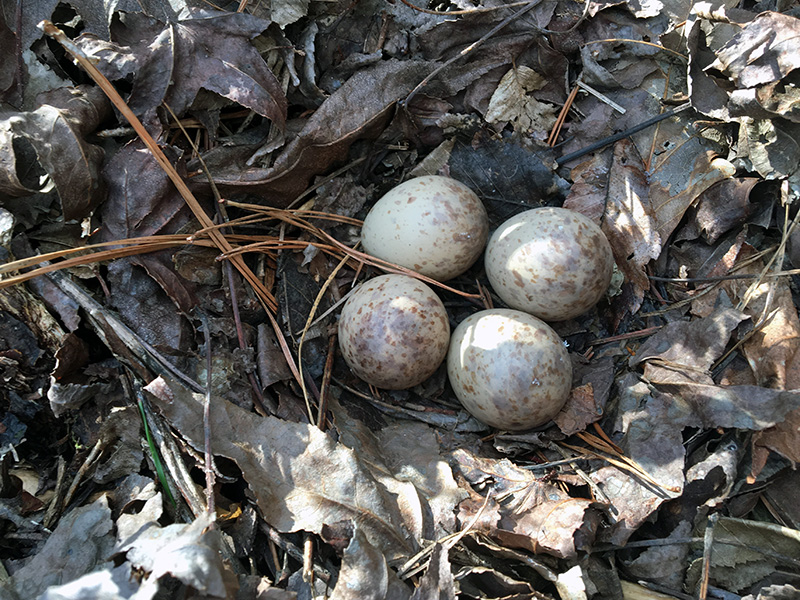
447, 309, 572, 430
361, 176, 489, 281
338, 274, 450, 390
485, 207, 613, 321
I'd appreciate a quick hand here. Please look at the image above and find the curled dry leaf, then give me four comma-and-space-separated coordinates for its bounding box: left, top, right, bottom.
0, 85, 110, 220
705, 11, 800, 122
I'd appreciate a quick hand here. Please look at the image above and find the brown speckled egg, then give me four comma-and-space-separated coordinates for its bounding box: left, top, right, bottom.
485, 207, 613, 321
447, 309, 572, 430
361, 176, 489, 281
338, 274, 450, 390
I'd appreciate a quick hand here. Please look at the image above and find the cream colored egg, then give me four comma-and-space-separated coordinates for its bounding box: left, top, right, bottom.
338, 274, 450, 390
485, 207, 613, 321
447, 309, 572, 430
361, 176, 489, 281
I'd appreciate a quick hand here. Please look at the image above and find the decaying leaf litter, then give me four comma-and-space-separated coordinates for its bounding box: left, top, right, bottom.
2, 0, 800, 598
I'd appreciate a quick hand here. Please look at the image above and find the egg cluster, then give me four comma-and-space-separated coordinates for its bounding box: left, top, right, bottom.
338, 175, 614, 430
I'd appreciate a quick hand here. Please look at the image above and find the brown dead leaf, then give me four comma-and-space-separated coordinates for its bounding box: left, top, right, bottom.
96, 141, 201, 342
450, 449, 600, 559
565, 139, 661, 318
623, 520, 692, 590
631, 306, 748, 385
330, 397, 467, 542
0, 85, 110, 220
740, 279, 800, 391
753, 408, 800, 466
328, 526, 411, 600
409, 543, 455, 600
687, 517, 800, 594
11, 0, 178, 58
447, 137, 570, 223
690, 244, 800, 390
554, 383, 602, 436
706, 11, 800, 121
98, 141, 192, 243
0, 9, 19, 105
494, 496, 601, 559
200, 59, 434, 206
664, 383, 800, 430
484, 66, 557, 137
76, 10, 287, 132
683, 178, 759, 244
650, 151, 735, 244
599, 374, 688, 545
146, 375, 418, 562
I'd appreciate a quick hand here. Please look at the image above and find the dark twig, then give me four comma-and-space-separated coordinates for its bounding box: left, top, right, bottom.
699, 513, 719, 600
317, 333, 337, 430
201, 314, 216, 518
556, 102, 692, 165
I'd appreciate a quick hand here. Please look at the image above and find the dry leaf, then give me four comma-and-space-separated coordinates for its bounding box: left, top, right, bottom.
145, 375, 418, 562
485, 66, 557, 136
76, 10, 287, 132
0, 85, 110, 220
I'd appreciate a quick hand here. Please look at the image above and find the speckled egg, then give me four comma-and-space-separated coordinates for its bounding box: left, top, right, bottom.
338, 274, 450, 390
484, 207, 613, 321
447, 309, 572, 430
361, 176, 489, 281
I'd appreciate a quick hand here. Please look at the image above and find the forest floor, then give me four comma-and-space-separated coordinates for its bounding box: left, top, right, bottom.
1, 0, 800, 599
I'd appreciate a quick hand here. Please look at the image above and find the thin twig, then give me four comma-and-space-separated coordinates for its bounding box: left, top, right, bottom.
556, 103, 692, 165
699, 513, 719, 600
317, 334, 337, 430
576, 80, 626, 113
200, 314, 216, 518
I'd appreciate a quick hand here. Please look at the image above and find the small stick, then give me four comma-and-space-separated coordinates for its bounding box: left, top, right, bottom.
316, 334, 337, 429
556, 103, 692, 165
200, 313, 216, 518
577, 80, 626, 113
698, 513, 719, 600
